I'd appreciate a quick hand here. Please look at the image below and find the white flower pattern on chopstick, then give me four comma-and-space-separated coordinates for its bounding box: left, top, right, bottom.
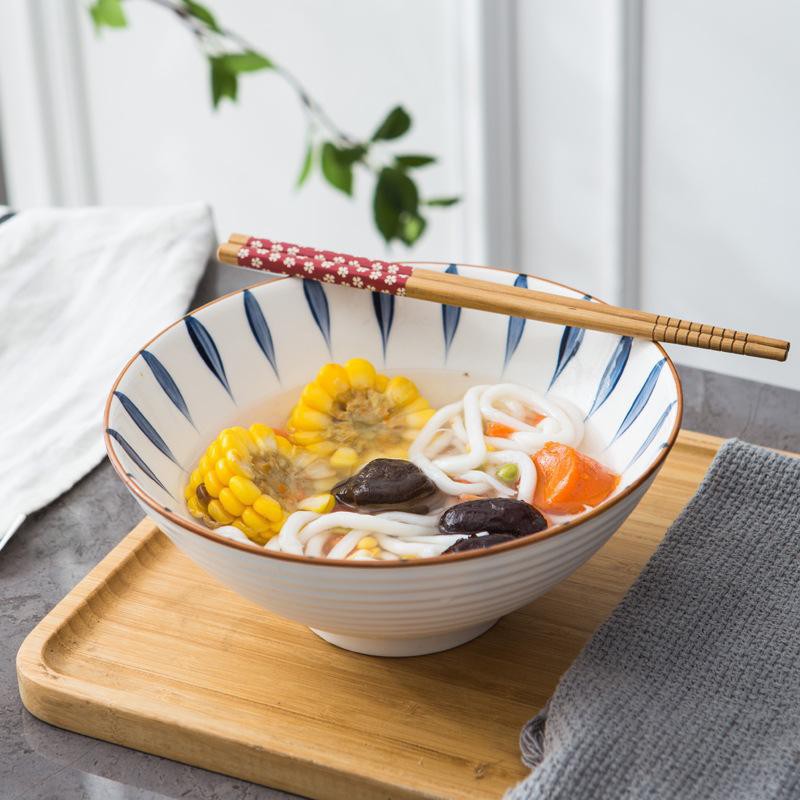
237, 237, 413, 295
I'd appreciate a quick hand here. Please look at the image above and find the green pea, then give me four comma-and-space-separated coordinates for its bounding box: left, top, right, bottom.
496, 463, 519, 483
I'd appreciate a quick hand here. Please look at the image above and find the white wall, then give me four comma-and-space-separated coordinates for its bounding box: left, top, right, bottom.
639, 0, 800, 389
1, 0, 799, 389
513, 0, 623, 300
510, 0, 800, 390
0, 0, 479, 262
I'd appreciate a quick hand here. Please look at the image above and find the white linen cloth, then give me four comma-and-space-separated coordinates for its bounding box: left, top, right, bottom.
0, 204, 214, 549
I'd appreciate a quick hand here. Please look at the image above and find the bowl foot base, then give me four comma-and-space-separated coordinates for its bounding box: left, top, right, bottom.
309, 619, 498, 657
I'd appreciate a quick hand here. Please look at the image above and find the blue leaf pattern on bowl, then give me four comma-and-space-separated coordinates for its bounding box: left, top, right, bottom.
548, 295, 592, 391
625, 400, 677, 471
372, 291, 395, 359
243, 289, 279, 379
441, 264, 461, 359
107, 428, 172, 496
185, 316, 233, 400
608, 358, 666, 446
140, 350, 195, 428
114, 391, 180, 467
585, 336, 633, 419
503, 274, 528, 370
303, 279, 332, 352
549, 327, 585, 390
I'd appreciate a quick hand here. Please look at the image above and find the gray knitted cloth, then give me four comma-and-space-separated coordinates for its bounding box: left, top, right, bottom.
508, 439, 800, 800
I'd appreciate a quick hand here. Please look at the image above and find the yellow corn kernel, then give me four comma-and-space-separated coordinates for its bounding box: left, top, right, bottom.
228, 475, 261, 506
207, 440, 223, 462
269, 512, 289, 533
184, 484, 195, 500
305, 441, 338, 456
374, 373, 389, 391
275, 435, 293, 456
404, 409, 436, 429
242, 507, 271, 533
316, 363, 350, 398
253, 494, 282, 522
385, 376, 419, 408
301, 382, 334, 414
369, 547, 381, 557
330, 446, 359, 468
218, 487, 246, 517
232, 518, 257, 539
344, 358, 376, 389
220, 428, 250, 458
357, 535, 378, 550
291, 403, 330, 431
203, 469, 223, 497
186, 495, 204, 517
298, 493, 335, 513
234, 519, 270, 545
188, 468, 204, 490
395, 397, 429, 416
383, 445, 408, 459
290, 430, 326, 446
215, 450, 252, 484
208, 499, 235, 524
249, 423, 274, 449
213, 456, 235, 484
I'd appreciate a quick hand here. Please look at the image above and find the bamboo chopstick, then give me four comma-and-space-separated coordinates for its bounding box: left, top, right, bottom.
218, 235, 789, 362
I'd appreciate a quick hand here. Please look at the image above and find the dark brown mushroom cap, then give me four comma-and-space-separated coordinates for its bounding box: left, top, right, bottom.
333, 458, 437, 508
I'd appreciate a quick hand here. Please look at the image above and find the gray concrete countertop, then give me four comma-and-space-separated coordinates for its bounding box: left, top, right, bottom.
3, 263, 800, 800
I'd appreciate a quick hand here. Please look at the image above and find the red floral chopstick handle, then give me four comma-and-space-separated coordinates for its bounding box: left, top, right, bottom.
234, 237, 413, 295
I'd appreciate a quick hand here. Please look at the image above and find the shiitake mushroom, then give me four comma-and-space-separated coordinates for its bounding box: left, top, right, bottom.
443, 533, 516, 554
438, 497, 547, 537
332, 458, 438, 511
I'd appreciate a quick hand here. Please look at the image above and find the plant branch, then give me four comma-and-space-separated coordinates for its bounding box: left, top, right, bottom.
92, 0, 460, 245
140, 0, 355, 146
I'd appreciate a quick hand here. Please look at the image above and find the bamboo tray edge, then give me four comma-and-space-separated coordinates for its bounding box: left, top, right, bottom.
17, 429, 732, 800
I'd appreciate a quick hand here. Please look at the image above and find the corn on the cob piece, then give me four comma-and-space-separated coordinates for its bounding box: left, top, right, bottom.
288, 358, 434, 468
184, 424, 334, 545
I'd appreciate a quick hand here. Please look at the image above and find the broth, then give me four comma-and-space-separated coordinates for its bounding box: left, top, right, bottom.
183, 361, 620, 560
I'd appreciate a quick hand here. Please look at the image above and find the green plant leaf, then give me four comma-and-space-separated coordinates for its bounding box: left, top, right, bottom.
209, 51, 271, 108
183, 0, 220, 32
321, 142, 354, 195
210, 57, 238, 107
399, 212, 427, 245
90, 0, 127, 30
296, 141, 314, 188
373, 184, 400, 242
371, 106, 411, 141
395, 154, 436, 169
218, 50, 273, 73
373, 167, 419, 242
337, 145, 367, 165
423, 196, 460, 207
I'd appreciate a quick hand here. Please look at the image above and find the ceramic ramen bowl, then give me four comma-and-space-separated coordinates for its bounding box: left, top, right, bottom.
105, 264, 682, 657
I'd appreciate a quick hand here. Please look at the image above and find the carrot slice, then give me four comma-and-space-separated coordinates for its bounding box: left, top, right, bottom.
485, 421, 517, 438
524, 411, 545, 426
532, 442, 619, 515
458, 493, 484, 502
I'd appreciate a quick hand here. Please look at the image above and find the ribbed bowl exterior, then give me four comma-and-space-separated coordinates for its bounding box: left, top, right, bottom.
107, 265, 681, 653
142, 472, 654, 641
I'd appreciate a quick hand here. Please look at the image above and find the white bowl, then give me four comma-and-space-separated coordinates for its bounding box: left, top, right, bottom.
105, 264, 682, 656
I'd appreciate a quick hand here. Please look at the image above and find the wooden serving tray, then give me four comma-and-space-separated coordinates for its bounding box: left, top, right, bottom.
18, 430, 724, 800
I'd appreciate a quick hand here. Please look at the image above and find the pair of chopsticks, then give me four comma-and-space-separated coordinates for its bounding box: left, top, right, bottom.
217, 234, 789, 362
